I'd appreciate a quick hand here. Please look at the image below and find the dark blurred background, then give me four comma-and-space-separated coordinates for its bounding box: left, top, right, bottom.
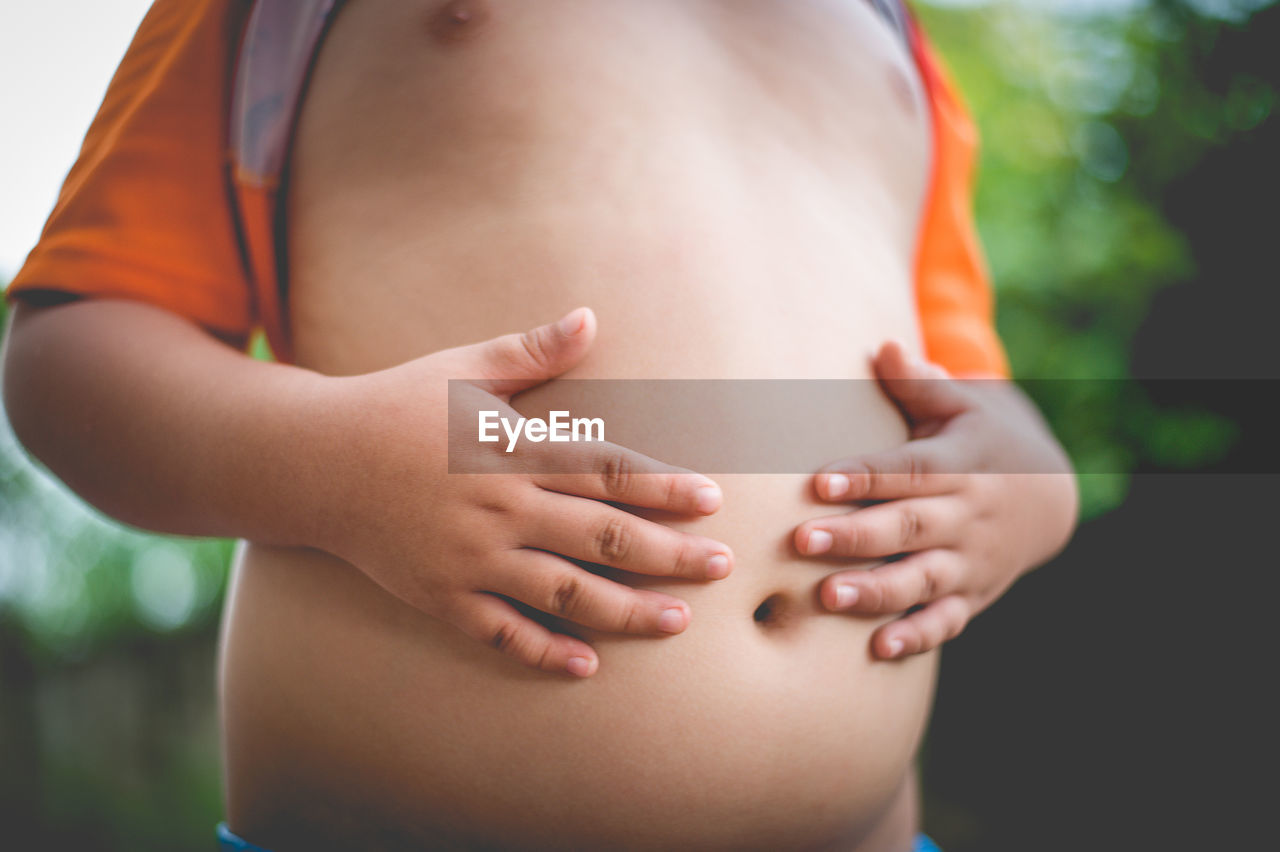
1, 0, 1277, 849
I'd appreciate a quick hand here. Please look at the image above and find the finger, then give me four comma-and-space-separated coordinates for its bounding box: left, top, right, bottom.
454, 307, 597, 397
497, 549, 691, 635
819, 550, 961, 614
454, 591, 601, 677
796, 497, 962, 558
529, 442, 722, 515
872, 339, 970, 423
527, 491, 733, 580
814, 438, 963, 502
871, 595, 972, 659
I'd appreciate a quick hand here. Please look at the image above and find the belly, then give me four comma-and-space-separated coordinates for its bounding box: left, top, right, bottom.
220, 1, 936, 849
221, 511, 935, 851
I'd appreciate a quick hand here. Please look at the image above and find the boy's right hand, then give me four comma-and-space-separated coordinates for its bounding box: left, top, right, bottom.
316, 308, 731, 678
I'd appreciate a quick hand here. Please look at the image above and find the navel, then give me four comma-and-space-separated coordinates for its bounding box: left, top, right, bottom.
428, 0, 492, 44
753, 592, 793, 631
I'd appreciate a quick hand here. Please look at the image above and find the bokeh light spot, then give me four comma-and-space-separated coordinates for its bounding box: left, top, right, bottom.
130, 544, 197, 631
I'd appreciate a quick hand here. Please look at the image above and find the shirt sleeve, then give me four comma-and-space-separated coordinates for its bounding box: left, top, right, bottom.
4, 0, 254, 343
910, 20, 1012, 379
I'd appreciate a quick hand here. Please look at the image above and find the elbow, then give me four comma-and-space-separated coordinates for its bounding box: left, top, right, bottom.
2, 299, 73, 466
3, 302, 39, 456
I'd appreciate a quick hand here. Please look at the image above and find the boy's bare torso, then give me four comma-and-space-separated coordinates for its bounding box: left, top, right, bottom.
219, 1, 938, 848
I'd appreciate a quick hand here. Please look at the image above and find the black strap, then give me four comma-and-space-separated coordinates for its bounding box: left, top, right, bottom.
868, 0, 912, 49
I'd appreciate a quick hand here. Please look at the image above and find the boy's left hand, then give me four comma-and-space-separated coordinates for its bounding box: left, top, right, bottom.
793, 340, 1078, 660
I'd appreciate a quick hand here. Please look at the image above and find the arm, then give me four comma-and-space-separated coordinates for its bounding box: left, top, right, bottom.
3, 300, 734, 676
4, 298, 335, 546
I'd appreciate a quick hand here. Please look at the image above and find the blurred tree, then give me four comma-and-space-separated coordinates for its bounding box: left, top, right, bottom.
918, 0, 1271, 516
1, 295, 230, 849
919, 4, 1278, 851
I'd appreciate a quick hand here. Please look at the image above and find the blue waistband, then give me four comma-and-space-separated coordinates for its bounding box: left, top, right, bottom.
218, 822, 944, 851
217, 823, 270, 852
915, 833, 945, 852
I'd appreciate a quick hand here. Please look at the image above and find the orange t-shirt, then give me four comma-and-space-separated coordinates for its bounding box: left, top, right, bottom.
5, 0, 1009, 378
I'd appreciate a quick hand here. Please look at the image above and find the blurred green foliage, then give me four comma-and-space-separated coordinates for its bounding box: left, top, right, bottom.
0, 1, 1274, 848
918, 0, 1269, 515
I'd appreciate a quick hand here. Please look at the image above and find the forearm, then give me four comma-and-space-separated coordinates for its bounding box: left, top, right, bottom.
2, 298, 344, 549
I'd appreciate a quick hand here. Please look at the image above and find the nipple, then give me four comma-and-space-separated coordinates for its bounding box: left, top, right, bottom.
429, 0, 492, 44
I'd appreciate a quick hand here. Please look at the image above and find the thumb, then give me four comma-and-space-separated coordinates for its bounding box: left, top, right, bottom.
871, 339, 969, 423
456, 307, 596, 397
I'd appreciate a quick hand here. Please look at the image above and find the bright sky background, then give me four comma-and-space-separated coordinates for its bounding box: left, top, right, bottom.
0, 1, 154, 279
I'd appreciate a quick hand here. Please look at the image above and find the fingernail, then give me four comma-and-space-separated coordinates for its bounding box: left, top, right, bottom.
566, 656, 595, 677
805, 529, 833, 555
834, 585, 858, 609
557, 308, 586, 336
825, 474, 850, 499
707, 554, 731, 579
658, 608, 686, 633
695, 484, 721, 514
886, 638, 904, 658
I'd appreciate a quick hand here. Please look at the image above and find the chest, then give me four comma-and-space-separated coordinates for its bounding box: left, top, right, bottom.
279, 0, 931, 373
283, 0, 928, 188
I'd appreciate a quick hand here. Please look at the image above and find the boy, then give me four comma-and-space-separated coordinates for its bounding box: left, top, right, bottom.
3, 1, 1076, 849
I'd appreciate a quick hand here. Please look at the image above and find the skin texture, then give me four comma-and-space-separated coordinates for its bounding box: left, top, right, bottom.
0, 1, 1073, 849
